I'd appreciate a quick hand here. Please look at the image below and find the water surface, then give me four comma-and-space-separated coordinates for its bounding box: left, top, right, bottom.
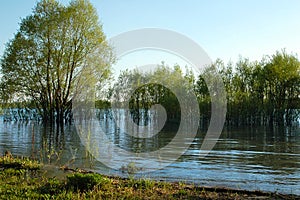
0, 116, 299, 195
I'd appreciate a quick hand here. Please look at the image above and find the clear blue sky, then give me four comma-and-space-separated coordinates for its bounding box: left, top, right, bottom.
1, 0, 300, 65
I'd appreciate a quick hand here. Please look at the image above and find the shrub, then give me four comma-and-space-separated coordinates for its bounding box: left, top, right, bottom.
39, 178, 63, 195
66, 173, 103, 192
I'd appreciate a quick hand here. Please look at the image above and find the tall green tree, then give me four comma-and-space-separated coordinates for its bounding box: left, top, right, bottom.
263, 50, 300, 126
197, 52, 300, 128
0, 0, 113, 124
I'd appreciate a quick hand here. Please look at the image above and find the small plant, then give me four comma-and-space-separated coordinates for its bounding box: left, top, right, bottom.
120, 162, 142, 175
141, 178, 155, 190
66, 173, 104, 192
177, 188, 188, 196
127, 162, 137, 174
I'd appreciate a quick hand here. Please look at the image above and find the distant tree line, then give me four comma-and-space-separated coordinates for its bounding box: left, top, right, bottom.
110, 50, 300, 128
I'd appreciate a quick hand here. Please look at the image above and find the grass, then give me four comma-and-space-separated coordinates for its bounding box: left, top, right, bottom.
0, 155, 299, 200
0, 154, 40, 170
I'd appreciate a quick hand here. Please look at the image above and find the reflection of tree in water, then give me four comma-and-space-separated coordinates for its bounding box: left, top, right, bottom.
36, 125, 98, 169
213, 126, 300, 173
98, 109, 179, 153
39, 125, 65, 164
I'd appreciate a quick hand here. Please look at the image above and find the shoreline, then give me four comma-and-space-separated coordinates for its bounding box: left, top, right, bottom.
1, 155, 299, 199
58, 164, 300, 199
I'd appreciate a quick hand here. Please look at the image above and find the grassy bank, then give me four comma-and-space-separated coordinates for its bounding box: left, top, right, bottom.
0, 155, 298, 199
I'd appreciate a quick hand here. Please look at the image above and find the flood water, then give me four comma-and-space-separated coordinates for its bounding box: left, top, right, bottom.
0, 112, 299, 195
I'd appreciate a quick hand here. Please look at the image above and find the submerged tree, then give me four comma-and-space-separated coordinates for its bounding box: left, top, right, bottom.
0, 0, 113, 124
111, 64, 194, 125
215, 50, 300, 127
262, 51, 300, 126
112, 51, 300, 129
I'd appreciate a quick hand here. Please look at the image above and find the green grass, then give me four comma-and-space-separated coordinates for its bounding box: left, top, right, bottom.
0, 155, 41, 170
0, 155, 299, 200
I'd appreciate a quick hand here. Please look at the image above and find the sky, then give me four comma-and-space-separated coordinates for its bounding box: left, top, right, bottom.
1, 0, 300, 71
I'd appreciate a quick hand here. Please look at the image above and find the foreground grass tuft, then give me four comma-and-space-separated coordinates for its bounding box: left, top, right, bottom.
0, 155, 299, 199
0, 155, 41, 170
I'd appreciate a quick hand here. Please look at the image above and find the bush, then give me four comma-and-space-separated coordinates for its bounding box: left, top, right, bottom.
39, 178, 63, 195
66, 173, 103, 192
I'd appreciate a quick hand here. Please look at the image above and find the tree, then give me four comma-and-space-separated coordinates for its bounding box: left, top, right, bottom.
262, 50, 300, 126
0, 0, 113, 124
111, 63, 196, 125
197, 52, 300, 128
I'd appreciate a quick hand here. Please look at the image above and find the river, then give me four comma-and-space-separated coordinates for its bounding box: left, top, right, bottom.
0, 113, 299, 195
